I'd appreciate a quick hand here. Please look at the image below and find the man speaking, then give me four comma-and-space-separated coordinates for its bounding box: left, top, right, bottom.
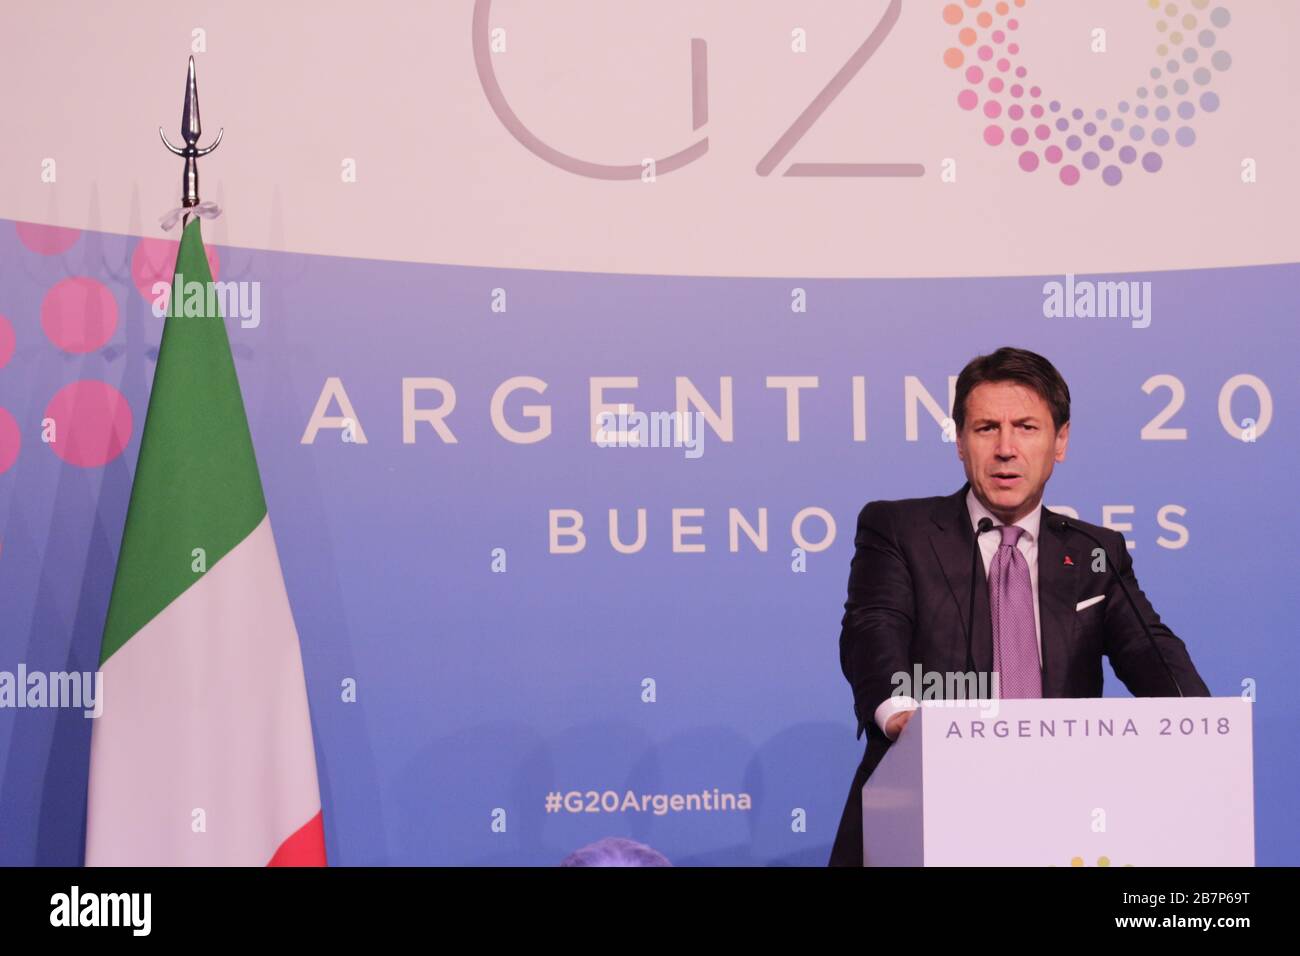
829, 347, 1210, 867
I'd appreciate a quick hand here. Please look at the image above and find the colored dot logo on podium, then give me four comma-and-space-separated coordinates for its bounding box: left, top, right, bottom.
1049, 855, 1133, 867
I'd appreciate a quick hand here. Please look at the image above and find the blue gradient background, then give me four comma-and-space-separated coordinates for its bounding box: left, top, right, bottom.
0, 221, 1294, 865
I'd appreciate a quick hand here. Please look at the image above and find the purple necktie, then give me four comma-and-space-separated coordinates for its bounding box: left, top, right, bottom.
988, 525, 1042, 698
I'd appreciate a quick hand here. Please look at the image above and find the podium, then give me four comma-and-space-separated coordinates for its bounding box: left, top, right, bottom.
861, 697, 1254, 866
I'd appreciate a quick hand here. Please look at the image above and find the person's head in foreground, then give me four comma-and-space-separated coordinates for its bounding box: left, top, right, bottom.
559, 836, 672, 867
954, 346, 1071, 526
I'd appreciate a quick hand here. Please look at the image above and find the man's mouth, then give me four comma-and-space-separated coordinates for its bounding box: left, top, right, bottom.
991, 473, 1021, 487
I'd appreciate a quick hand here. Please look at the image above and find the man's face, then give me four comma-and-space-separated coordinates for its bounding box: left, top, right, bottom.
956, 380, 1069, 525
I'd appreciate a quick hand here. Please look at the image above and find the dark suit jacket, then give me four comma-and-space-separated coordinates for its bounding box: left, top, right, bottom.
828, 483, 1210, 866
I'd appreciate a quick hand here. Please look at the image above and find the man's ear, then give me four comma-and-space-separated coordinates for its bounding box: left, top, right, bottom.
1054, 421, 1070, 462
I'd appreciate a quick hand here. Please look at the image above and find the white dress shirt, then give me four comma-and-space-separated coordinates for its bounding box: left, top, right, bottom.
874, 488, 1044, 739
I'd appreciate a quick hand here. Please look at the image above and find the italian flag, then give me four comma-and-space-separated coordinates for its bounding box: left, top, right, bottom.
85, 219, 325, 866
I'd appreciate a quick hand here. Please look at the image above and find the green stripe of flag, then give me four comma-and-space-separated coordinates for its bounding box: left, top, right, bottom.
100, 219, 267, 664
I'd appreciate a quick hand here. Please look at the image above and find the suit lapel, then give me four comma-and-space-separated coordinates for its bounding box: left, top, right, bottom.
1036, 507, 1079, 698
929, 485, 993, 676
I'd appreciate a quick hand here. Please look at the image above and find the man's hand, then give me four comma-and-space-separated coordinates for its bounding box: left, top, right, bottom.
885, 708, 915, 740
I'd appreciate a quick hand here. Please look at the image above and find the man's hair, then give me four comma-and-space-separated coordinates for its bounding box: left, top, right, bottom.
953, 347, 1071, 432
559, 836, 672, 867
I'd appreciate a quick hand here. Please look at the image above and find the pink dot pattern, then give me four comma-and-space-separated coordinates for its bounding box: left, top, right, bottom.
943, 1, 1231, 187
0, 222, 183, 476
43, 380, 133, 469
41, 277, 118, 353
16, 221, 81, 256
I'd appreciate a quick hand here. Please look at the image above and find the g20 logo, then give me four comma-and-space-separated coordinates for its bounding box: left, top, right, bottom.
945, 0, 1232, 185
473, 0, 1231, 187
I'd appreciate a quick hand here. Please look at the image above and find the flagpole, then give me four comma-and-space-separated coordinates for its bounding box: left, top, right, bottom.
159, 56, 223, 230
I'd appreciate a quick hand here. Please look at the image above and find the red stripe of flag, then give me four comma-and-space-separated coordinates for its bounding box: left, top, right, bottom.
267, 811, 327, 867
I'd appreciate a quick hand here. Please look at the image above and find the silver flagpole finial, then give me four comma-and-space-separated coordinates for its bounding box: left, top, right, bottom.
159, 56, 224, 211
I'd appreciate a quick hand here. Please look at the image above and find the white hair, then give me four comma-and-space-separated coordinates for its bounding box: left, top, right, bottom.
559, 836, 672, 867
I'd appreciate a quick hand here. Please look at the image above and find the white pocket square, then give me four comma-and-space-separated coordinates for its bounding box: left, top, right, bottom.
1075, 595, 1105, 611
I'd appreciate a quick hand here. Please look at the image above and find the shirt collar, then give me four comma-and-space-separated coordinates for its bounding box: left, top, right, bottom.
966, 486, 1040, 543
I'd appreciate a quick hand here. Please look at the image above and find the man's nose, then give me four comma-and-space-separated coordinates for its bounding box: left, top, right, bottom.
996, 427, 1016, 457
